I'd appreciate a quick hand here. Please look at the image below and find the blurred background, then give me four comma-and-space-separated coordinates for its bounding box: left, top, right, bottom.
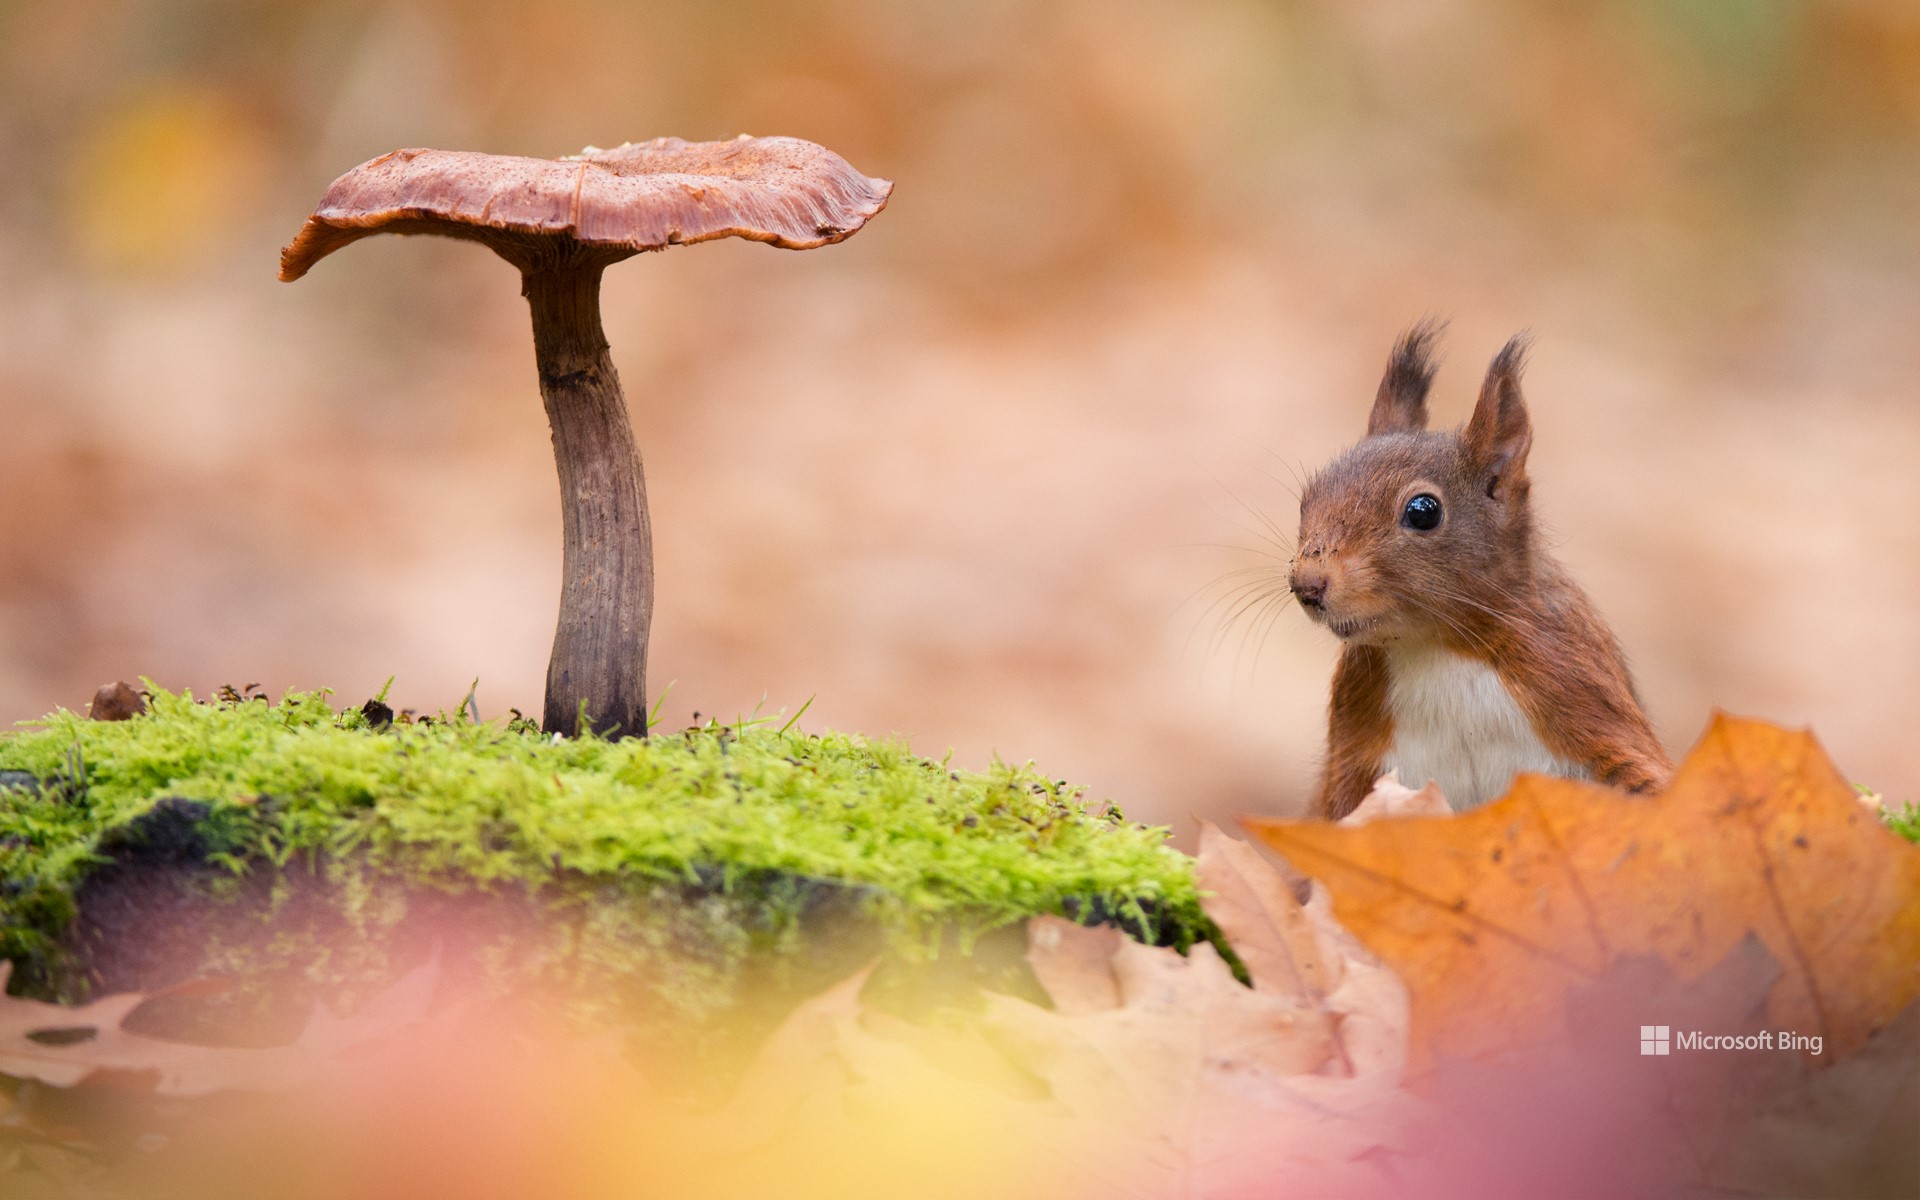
2, 0, 1917, 836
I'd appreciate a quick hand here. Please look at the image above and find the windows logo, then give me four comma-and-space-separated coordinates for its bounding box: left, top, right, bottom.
1640, 1025, 1670, 1056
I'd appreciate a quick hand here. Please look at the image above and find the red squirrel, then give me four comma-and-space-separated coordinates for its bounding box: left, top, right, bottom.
1290, 322, 1671, 818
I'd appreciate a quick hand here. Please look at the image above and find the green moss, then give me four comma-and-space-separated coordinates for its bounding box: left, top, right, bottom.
0, 687, 1203, 1028
1881, 800, 1920, 845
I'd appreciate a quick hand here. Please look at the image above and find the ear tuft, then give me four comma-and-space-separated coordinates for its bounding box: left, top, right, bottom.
1465, 332, 1534, 503
1486, 330, 1531, 385
1366, 318, 1445, 436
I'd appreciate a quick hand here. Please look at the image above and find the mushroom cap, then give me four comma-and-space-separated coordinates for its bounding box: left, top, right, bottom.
279, 135, 893, 281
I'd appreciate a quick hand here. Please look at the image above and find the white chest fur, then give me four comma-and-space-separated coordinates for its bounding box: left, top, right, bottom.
1380, 643, 1589, 811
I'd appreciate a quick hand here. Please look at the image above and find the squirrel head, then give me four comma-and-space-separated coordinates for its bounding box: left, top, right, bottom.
1290, 322, 1537, 647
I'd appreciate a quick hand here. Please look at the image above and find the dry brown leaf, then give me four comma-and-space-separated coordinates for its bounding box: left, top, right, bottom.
685, 966, 1065, 1200
0, 960, 435, 1096
980, 917, 1417, 1197
1705, 990, 1920, 1196
1301, 881, 1410, 1079
1023, 917, 1122, 1015
690, 900, 1414, 1199
705, 965, 872, 1138
1343, 771, 1450, 824
1244, 713, 1920, 1069
1418, 935, 1920, 1195
991, 925, 1334, 1104
1194, 821, 1411, 1080
1196, 821, 1331, 1003
1412, 936, 1787, 1196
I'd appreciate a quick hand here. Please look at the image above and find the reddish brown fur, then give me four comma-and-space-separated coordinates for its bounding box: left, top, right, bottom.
1292, 324, 1671, 818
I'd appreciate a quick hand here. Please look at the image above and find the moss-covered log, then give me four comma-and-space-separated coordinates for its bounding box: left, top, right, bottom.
0, 689, 1205, 1073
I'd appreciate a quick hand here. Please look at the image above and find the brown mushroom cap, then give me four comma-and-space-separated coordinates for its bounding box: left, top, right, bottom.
279, 135, 893, 280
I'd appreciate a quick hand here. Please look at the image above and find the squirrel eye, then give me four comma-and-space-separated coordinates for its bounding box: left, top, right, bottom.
1402, 493, 1442, 531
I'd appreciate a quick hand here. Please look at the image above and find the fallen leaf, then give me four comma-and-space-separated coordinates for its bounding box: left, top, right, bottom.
0, 959, 437, 1096
702, 965, 873, 1145
687, 966, 1063, 1200
1708, 988, 1920, 1196
679, 872, 1419, 1200
990, 931, 1335, 1107
1301, 881, 1410, 1079
1343, 771, 1450, 824
1023, 917, 1121, 1015
1194, 821, 1411, 1079
1196, 821, 1330, 1003
1418, 936, 1788, 1197
974, 913, 1429, 1198
1244, 714, 1920, 1069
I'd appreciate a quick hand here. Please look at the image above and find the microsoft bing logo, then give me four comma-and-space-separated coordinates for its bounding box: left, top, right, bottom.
1640, 1025, 1670, 1055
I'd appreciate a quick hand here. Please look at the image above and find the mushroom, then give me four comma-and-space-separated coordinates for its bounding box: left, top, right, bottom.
280, 136, 892, 738
89, 681, 146, 722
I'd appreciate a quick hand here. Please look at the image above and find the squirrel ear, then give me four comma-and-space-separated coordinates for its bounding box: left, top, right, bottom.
1465, 334, 1534, 503
1366, 320, 1443, 436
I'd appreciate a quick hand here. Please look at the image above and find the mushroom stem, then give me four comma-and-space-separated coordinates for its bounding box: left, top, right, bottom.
522, 264, 653, 738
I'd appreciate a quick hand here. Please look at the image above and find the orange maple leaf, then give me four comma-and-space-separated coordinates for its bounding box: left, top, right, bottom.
1244, 714, 1920, 1070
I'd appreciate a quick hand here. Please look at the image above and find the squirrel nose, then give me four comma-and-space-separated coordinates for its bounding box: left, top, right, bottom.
1290, 569, 1328, 610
